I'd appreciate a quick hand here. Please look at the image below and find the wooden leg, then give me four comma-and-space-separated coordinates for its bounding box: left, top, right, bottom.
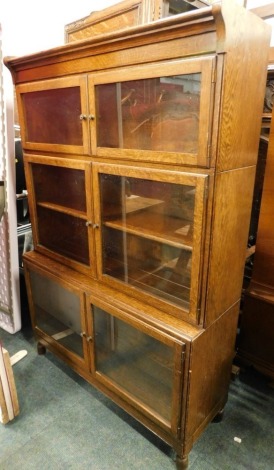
37, 342, 46, 355
212, 408, 224, 423
176, 455, 188, 470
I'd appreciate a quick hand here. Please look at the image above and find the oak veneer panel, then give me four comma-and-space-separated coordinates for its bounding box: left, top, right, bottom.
205, 166, 256, 326
185, 302, 239, 448
216, 3, 270, 171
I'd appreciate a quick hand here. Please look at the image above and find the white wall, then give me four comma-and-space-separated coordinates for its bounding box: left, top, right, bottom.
247, 0, 273, 8
1, 1, 120, 56
1, 0, 274, 56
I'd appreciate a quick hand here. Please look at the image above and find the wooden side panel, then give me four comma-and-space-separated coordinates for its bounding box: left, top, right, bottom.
184, 303, 239, 450
205, 166, 256, 326
216, 3, 271, 171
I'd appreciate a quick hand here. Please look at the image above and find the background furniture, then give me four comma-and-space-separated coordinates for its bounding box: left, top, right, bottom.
0, 345, 20, 424
0, 27, 21, 334
64, 0, 211, 43
238, 97, 274, 382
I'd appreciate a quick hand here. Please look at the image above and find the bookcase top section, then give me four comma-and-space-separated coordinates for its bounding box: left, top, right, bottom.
4, 1, 270, 83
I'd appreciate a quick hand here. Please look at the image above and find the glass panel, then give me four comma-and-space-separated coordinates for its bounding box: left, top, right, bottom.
37, 206, 89, 265
167, 0, 197, 15
17, 224, 33, 269
96, 74, 200, 153
32, 164, 86, 212
23, 87, 83, 145
30, 270, 83, 358
100, 174, 195, 310
93, 306, 174, 422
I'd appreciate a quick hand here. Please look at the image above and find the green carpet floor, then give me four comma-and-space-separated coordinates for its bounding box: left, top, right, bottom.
0, 326, 273, 470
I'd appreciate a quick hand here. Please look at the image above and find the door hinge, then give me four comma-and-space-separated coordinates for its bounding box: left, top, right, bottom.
204, 183, 209, 200
212, 69, 217, 84
207, 142, 212, 161
212, 61, 217, 84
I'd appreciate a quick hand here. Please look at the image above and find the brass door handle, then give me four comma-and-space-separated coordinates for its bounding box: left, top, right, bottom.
80, 114, 95, 121
85, 221, 99, 229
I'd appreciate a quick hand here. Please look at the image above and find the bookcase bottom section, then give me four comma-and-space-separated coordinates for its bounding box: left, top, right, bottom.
23, 251, 239, 468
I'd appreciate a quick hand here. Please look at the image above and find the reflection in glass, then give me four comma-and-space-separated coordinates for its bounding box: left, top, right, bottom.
100, 174, 195, 309
37, 207, 89, 265
96, 74, 200, 153
17, 224, 33, 269
93, 306, 174, 421
30, 271, 83, 357
32, 164, 87, 212
167, 0, 198, 15
23, 87, 83, 145
30, 163, 89, 265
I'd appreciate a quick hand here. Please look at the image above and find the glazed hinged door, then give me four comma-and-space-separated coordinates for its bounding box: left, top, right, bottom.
25, 263, 90, 371
89, 56, 216, 167
24, 154, 96, 277
93, 163, 208, 323
16, 75, 90, 155
88, 297, 185, 436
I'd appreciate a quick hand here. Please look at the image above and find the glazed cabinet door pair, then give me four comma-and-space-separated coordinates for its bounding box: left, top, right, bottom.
24, 154, 208, 324
25, 263, 185, 436
16, 56, 216, 167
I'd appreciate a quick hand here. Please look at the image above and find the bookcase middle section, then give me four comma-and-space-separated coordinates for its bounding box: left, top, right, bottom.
24, 154, 209, 324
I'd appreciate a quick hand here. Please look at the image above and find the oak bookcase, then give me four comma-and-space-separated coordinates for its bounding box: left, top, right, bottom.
5, 1, 270, 467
